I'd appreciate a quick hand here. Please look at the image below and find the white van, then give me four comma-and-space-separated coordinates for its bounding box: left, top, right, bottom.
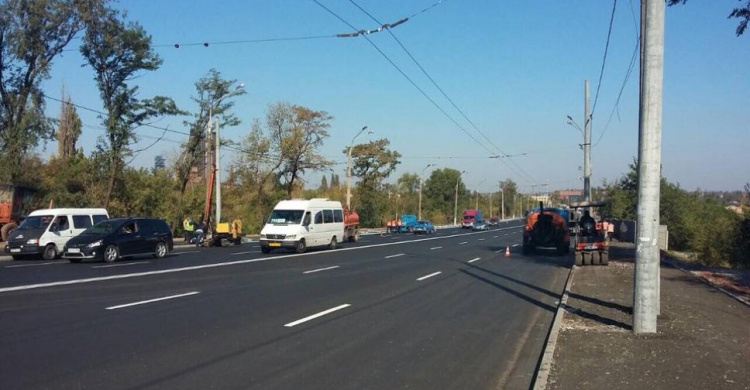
3, 208, 109, 260
260, 199, 344, 254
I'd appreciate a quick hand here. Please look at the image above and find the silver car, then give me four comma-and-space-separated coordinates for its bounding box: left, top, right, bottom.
471, 219, 489, 231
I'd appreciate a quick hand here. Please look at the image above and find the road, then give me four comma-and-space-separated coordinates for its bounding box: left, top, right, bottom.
0, 220, 572, 390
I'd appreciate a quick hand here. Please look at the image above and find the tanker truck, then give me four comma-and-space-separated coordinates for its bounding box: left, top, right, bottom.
522, 202, 570, 256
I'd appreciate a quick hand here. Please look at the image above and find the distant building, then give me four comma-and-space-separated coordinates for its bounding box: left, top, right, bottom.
556, 189, 583, 203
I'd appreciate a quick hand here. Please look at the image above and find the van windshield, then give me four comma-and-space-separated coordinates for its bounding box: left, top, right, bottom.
17, 215, 54, 230
267, 210, 304, 225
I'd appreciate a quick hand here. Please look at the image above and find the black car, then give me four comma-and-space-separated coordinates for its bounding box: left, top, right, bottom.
63, 218, 174, 263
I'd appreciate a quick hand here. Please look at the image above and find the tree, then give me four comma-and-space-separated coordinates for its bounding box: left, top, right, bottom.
319, 175, 329, 191
0, 0, 104, 183
498, 179, 519, 218
423, 168, 469, 223
56, 89, 82, 160
278, 105, 333, 199
346, 138, 401, 226
667, 0, 750, 36
174, 69, 245, 226
81, 8, 182, 208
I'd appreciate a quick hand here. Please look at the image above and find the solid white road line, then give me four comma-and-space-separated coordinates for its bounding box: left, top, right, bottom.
5, 262, 60, 268
512, 244, 520, 247
430, 246, 442, 250
303, 265, 340, 274
493, 236, 499, 238
478, 238, 485, 241
417, 271, 442, 281
92, 262, 149, 269
385, 253, 405, 259
468, 257, 481, 263
231, 251, 258, 255
106, 291, 199, 310
0, 224, 523, 293
284, 304, 351, 327
458, 242, 468, 245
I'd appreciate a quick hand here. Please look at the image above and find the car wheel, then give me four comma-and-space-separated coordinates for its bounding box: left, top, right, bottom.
328, 237, 337, 250
295, 239, 307, 254
42, 244, 58, 260
103, 245, 119, 263
154, 241, 168, 259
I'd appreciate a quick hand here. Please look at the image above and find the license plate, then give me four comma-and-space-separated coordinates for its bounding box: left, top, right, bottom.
68, 248, 80, 253
10, 248, 21, 253
269, 242, 281, 247
585, 244, 598, 250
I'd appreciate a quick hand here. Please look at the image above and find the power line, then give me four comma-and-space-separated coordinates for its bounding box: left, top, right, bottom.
591, 0, 618, 117
346, 0, 538, 186
310, 1, 500, 159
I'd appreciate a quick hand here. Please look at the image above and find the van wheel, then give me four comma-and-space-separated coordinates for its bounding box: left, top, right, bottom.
295, 239, 307, 254
348, 231, 359, 243
154, 241, 168, 259
103, 245, 119, 263
42, 244, 58, 260
328, 237, 337, 250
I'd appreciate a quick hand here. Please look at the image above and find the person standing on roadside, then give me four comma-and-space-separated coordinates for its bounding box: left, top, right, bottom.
183, 215, 195, 243
194, 218, 206, 247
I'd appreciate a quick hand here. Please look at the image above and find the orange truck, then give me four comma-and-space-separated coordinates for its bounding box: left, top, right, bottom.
522, 202, 570, 256
0, 185, 37, 241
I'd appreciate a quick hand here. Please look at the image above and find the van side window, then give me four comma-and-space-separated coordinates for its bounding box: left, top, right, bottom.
323, 209, 334, 223
314, 211, 323, 224
93, 215, 108, 224
333, 209, 343, 223
72, 215, 92, 229
55, 216, 69, 231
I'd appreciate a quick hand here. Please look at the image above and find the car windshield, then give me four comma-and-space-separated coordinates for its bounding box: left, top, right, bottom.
417, 220, 429, 224
17, 215, 54, 230
83, 220, 123, 235
267, 210, 304, 225
474, 220, 485, 225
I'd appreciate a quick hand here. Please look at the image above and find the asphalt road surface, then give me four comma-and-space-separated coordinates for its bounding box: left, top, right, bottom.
0, 220, 572, 390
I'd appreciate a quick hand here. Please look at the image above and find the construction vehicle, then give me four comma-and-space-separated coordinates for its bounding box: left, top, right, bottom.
461, 209, 482, 228
569, 201, 609, 266
197, 161, 242, 247
343, 208, 360, 242
386, 214, 417, 233
522, 202, 570, 256
0, 185, 37, 241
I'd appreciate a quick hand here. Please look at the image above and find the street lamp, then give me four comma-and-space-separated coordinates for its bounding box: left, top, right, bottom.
418, 164, 435, 220
346, 126, 374, 210
207, 83, 245, 226
453, 170, 467, 226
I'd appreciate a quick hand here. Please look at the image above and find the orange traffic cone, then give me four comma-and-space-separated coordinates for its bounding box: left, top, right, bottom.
504, 246, 511, 258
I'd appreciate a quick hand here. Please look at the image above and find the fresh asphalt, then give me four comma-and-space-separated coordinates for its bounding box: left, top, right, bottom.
0, 220, 572, 389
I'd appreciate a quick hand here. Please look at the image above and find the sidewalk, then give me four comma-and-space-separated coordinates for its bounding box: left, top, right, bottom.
545, 243, 750, 390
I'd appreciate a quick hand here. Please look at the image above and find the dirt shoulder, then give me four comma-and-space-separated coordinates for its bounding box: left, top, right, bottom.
547, 243, 750, 390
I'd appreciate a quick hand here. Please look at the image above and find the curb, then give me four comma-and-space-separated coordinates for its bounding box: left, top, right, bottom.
660, 255, 750, 308
532, 264, 576, 390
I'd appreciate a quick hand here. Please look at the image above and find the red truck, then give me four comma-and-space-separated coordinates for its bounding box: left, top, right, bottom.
462, 209, 482, 228
0, 185, 38, 241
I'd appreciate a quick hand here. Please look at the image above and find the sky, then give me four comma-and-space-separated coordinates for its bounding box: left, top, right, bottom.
39, 0, 749, 193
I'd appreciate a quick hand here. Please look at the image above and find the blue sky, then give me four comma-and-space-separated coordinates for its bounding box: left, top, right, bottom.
40, 0, 749, 192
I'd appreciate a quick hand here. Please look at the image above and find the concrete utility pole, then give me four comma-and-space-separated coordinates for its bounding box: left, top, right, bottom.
214, 117, 221, 224
346, 126, 372, 210
584, 80, 592, 202
501, 187, 505, 220
634, 0, 665, 334
453, 171, 466, 225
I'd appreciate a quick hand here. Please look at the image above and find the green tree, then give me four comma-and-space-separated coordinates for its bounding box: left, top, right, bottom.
0, 0, 105, 183
498, 179, 519, 218
279, 105, 333, 199
347, 138, 401, 226
668, 0, 749, 36
56, 89, 82, 160
81, 8, 183, 208
319, 175, 329, 191
423, 168, 469, 224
